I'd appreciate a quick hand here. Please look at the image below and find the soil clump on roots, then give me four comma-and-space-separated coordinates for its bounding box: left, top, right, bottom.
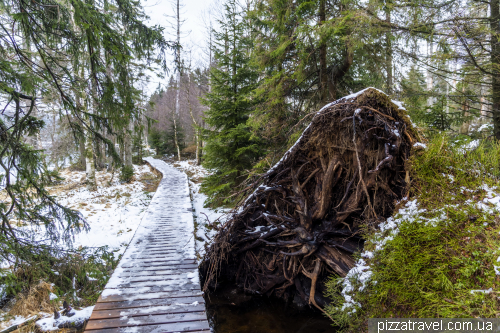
201, 88, 419, 313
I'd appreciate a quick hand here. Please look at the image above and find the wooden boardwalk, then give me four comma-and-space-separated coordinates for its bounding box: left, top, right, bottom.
84, 158, 210, 333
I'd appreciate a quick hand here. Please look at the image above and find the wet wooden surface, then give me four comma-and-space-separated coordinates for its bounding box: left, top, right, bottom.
84, 158, 209, 333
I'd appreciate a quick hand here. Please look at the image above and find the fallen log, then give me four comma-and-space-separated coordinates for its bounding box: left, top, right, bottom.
201, 88, 419, 308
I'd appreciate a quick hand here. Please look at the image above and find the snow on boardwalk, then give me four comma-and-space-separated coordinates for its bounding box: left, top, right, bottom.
84, 158, 209, 333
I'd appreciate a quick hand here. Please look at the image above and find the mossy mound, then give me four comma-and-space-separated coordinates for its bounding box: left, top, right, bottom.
326, 135, 500, 331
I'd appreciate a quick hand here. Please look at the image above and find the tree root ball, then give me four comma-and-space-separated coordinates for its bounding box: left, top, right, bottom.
201, 88, 420, 312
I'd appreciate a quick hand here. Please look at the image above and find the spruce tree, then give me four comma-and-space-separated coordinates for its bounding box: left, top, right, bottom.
201, 0, 262, 207
247, 0, 388, 166
0, 0, 171, 264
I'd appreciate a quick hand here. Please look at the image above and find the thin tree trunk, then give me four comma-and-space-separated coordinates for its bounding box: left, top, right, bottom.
318, 0, 328, 102
173, 115, 181, 160
385, 4, 393, 95
124, 121, 133, 167
491, 0, 500, 139
460, 86, 470, 135
426, 39, 434, 109
85, 124, 97, 191
173, 0, 182, 161
79, 136, 86, 169
86, 82, 97, 191
187, 70, 201, 165
481, 86, 488, 119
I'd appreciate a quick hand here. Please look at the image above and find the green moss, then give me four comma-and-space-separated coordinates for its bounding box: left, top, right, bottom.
325, 135, 500, 331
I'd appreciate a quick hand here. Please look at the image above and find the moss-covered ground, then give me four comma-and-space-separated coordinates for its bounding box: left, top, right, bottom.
325, 135, 500, 331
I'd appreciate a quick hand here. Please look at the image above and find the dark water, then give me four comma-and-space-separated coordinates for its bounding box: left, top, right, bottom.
204, 286, 336, 333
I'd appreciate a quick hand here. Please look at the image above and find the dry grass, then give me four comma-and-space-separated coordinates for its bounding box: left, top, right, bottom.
10, 281, 57, 317
140, 164, 162, 192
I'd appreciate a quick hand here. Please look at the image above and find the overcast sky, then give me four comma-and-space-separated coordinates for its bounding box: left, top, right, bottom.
140, 0, 216, 93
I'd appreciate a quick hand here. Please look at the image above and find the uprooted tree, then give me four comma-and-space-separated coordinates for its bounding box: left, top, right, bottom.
201, 88, 420, 312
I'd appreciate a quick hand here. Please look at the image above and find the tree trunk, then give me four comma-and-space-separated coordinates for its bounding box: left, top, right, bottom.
78, 136, 85, 169
385, 4, 393, 95
491, 0, 500, 139
86, 78, 97, 191
426, 39, 434, 109
481, 88, 488, 119
85, 125, 97, 191
196, 129, 201, 165
124, 122, 133, 167
318, 0, 328, 102
173, 115, 181, 161
173, 0, 182, 161
187, 70, 202, 165
460, 95, 470, 135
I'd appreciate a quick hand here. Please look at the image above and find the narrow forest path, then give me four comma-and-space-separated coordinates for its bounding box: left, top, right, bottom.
83, 157, 209, 333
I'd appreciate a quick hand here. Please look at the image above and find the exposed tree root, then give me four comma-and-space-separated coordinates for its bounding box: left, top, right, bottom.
201, 88, 419, 311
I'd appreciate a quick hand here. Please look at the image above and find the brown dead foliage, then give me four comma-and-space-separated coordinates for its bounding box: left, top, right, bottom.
10, 281, 57, 317
201, 88, 419, 311
140, 163, 162, 192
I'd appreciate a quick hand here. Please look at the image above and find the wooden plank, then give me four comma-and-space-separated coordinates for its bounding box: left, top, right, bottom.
109, 274, 192, 283
124, 249, 182, 259
90, 304, 206, 320
109, 279, 195, 289
120, 261, 196, 268
93, 296, 204, 311
131, 244, 180, 248
118, 268, 197, 277
124, 254, 195, 259
121, 256, 193, 262
129, 246, 178, 250
123, 256, 187, 261
132, 245, 181, 249
127, 247, 180, 252
128, 250, 185, 254
121, 255, 186, 261
120, 264, 198, 271
86, 316, 210, 331
104, 283, 199, 293
98, 290, 203, 303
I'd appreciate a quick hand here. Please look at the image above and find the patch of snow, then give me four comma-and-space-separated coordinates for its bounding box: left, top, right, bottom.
470, 288, 493, 294
0, 315, 36, 331
477, 123, 493, 132
36, 306, 94, 331
442, 174, 454, 183
392, 100, 406, 111
458, 139, 480, 154
413, 142, 427, 149
339, 259, 371, 311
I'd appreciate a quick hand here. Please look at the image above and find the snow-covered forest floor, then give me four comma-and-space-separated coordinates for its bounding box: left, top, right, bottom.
0, 163, 162, 331
0, 157, 225, 332
50, 164, 161, 254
